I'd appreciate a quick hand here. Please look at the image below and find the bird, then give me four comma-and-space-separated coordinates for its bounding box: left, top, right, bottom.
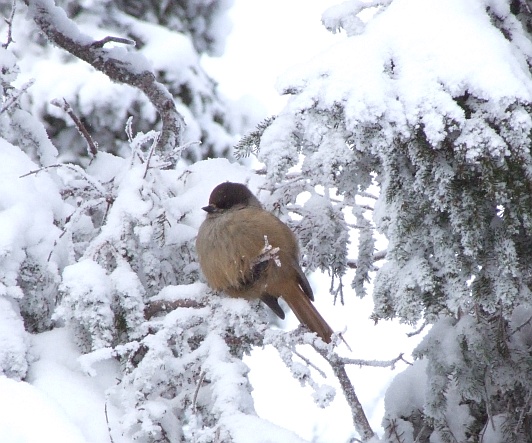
196, 181, 334, 343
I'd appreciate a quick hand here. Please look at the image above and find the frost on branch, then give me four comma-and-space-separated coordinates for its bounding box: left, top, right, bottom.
107, 287, 281, 443
11, 0, 241, 164
58, 259, 115, 352
252, 0, 532, 440
0, 6, 366, 442
49, 132, 310, 440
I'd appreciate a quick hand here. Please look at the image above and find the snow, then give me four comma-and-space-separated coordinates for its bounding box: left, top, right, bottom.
0, 328, 120, 443
0, 141, 65, 347
277, 0, 532, 150
3, 0, 530, 441
0, 377, 88, 443
0, 297, 28, 380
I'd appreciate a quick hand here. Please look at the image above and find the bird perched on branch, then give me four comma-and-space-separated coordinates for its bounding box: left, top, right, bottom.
196, 182, 334, 343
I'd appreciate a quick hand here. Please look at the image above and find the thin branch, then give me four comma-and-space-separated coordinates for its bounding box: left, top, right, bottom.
293, 349, 327, 378
359, 191, 378, 200
46, 197, 106, 261
143, 132, 161, 179
104, 401, 116, 443
192, 371, 206, 413
0, 80, 35, 114
24, 0, 185, 156
510, 314, 532, 336
347, 249, 387, 269
314, 345, 376, 441
91, 35, 135, 48
2, 0, 16, 49
51, 98, 99, 160
407, 321, 428, 337
144, 299, 206, 320
20, 163, 107, 197
339, 353, 412, 368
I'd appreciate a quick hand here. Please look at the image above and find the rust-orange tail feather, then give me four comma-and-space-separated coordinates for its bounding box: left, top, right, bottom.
283, 283, 334, 344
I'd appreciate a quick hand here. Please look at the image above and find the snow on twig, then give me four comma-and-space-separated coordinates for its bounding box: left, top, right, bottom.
24, 0, 185, 156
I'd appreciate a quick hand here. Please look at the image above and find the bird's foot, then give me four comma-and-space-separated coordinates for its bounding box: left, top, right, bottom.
255, 235, 281, 267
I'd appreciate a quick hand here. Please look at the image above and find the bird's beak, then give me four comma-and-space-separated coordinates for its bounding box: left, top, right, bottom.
202, 204, 216, 213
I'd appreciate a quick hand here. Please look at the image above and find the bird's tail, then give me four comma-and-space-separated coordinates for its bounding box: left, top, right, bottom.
283, 284, 334, 344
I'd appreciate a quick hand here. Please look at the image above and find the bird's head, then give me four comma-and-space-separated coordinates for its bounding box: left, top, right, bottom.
202, 182, 262, 214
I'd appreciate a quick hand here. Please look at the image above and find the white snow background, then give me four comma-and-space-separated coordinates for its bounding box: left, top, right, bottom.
4, 0, 522, 441
203, 2, 420, 440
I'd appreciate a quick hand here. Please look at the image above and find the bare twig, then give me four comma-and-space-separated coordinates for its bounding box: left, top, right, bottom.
24, 0, 185, 156
20, 163, 107, 196
51, 98, 99, 160
91, 35, 135, 48
407, 321, 428, 337
2, 0, 16, 49
293, 349, 327, 378
104, 401, 116, 443
143, 132, 161, 179
192, 371, 206, 413
0, 80, 35, 114
510, 314, 532, 336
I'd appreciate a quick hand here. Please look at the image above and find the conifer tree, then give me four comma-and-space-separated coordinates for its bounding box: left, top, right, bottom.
250, 0, 532, 440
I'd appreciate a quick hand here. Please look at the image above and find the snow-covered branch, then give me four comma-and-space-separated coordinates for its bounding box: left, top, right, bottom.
338, 353, 411, 368
310, 338, 377, 441
264, 328, 390, 441
1, 0, 16, 49
24, 0, 185, 156
347, 249, 387, 269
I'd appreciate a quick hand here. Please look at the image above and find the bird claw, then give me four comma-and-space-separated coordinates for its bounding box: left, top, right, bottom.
254, 235, 281, 268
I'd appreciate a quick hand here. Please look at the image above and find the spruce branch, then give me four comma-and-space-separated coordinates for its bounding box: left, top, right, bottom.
234, 115, 276, 159
385, 419, 406, 443
24, 0, 185, 157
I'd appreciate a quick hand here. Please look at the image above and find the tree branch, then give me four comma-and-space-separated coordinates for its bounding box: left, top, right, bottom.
51, 98, 99, 160
91, 35, 135, 48
314, 345, 376, 441
144, 299, 206, 320
0, 80, 35, 114
2, 0, 16, 49
339, 353, 412, 368
347, 249, 387, 269
24, 0, 185, 157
